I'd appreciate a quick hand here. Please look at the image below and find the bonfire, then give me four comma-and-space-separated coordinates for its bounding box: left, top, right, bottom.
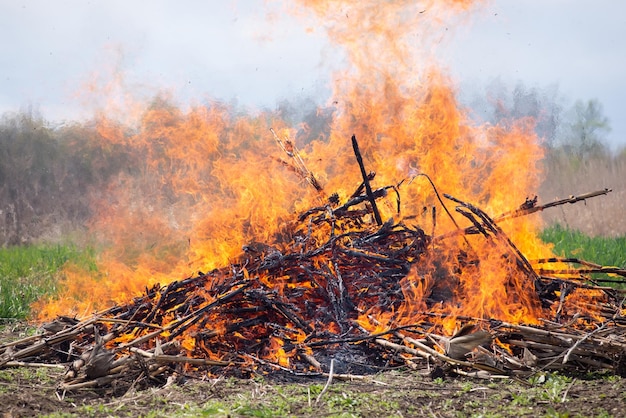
1, 0, 625, 397
0, 131, 623, 393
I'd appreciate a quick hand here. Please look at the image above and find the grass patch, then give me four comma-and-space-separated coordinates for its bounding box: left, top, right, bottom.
540, 224, 626, 288
540, 224, 626, 268
0, 244, 97, 319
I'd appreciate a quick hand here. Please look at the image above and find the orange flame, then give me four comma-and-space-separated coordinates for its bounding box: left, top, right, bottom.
31, 0, 599, 365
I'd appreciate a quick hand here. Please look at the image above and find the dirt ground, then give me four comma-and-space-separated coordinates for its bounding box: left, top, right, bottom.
1, 365, 625, 417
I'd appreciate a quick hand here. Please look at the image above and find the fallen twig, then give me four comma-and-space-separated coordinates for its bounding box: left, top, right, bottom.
316, 358, 335, 404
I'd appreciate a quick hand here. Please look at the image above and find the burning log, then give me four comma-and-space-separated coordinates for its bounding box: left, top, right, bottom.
1, 141, 624, 393
351, 134, 383, 226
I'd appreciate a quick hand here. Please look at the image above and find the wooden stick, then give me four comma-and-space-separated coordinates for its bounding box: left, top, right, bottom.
351, 134, 382, 226
498, 322, 626, 353
271, 128, 324, 194
561, 378, 577, 403
0, 333, 45, 350
325, 373, 387, 385
95, 318, 164, 329
494, 189, 612, 222
299, 350, 322, 371
129, 347, 230, 366
563, 322, 608, 364
453, 369, 511, 380
1, 321, 97, 364
316, 358, 334, 404
2, 361, 66, 369
538, 267, 626, 278
435, 188, 612, 241
59, 373, 122, 390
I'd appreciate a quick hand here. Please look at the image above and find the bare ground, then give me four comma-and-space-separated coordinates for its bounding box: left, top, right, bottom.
1, 363, 625, 417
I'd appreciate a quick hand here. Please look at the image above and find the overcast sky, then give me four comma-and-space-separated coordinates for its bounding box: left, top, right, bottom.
1, 1, 624, 149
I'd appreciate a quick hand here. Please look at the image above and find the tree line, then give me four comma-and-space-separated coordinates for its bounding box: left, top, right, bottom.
0, 111, 132, 245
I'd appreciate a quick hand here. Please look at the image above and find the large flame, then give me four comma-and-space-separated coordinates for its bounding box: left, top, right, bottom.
34, 0, 563, 336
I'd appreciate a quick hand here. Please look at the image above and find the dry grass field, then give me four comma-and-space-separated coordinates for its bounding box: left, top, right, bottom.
539, 152, 626, 237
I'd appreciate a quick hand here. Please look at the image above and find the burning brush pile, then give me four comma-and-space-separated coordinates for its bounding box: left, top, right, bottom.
1, 0, 625, 396
1, 134, 624, 392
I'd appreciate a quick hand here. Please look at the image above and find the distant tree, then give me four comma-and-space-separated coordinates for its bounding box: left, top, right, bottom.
0, 110, 57, 245
557, 99, 611, 158
463, 81, 613, 160
463, 79, 564, 146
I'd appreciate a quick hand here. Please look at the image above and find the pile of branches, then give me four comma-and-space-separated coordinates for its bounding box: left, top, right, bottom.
1, 137, 625, 394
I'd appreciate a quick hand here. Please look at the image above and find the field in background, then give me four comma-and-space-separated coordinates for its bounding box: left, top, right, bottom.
1, 110, 624, 245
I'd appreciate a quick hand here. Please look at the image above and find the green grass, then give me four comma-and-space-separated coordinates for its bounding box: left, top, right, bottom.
539, 224, 626, 289
540, 224, 626, 268
0, 244, 97, 319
